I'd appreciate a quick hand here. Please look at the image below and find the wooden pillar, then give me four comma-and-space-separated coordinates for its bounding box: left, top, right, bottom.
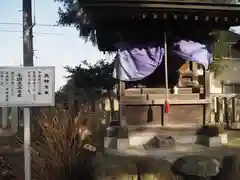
119, 80, 125, 126
192, 62, 198, 85
204, 70, 210, 98
215, 97, 220, 123
116, 56, 126, 126
223, 97, 228, 126
232, 97, 236, 123
218, 98, 223, 123
203, 70, 211, 125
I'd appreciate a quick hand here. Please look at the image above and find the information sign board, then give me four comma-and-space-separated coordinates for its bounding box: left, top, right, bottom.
0, 66, 55, 107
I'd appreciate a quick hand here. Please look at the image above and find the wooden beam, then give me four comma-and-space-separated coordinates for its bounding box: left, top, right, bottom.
83, 1, 240, 11
121, 98, 210, 105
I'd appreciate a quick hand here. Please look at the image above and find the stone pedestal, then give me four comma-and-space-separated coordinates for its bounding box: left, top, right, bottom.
104, 126, 129, 150
219, 133, 228, 144
117, 138, 129, 150
197, 133, 228, 147
197, 135, 222, 147
104, 137, 117, 149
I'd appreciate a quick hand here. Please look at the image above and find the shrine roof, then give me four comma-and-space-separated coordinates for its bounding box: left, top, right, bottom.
81, 0, 240, 27
80, 1, 240, 51
82, 0, 240, 9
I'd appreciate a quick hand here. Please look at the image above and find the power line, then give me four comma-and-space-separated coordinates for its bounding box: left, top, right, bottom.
0, 29, 77, 36
0, 22, 73, 28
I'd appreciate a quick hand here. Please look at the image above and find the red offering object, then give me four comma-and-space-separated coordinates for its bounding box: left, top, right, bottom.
164, 99, 170, 113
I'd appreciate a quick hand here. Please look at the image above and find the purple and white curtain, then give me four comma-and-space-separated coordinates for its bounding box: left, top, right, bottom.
112, 44, 164, 81
113, 40, 213, 81
173, 40, 212, 70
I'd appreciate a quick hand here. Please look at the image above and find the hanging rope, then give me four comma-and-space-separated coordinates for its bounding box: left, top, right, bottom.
164, 32, 170, 113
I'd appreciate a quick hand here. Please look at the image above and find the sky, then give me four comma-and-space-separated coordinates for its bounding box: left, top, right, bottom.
0, 0, 107, 91
1, 1, 240, 91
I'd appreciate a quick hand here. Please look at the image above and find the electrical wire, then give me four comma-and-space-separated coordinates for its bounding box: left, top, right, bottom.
0, 21, 76, 36
0, 22, 73, 27
0, 29, 77, 36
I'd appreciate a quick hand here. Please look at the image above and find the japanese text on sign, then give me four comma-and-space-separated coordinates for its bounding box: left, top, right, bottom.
0, 66, 55, 107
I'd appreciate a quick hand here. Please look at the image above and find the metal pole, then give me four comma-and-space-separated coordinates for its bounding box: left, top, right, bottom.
163, 31, 170, 115
23, 0, 34, 180
23, 108, 31, 180
164, 32, 169, 100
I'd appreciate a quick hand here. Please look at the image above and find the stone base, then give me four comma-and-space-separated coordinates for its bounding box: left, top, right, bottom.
128, 126, 200, 146
144, 135, 175, 149
117, 138, 129, 150
219, 133, 228, 144
104, 137, 129, 149
104, 137, 117, 149
197, 134, 228, 147
104, 125, 129, 150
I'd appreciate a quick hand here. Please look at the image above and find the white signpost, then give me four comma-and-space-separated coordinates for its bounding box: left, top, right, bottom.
0, 66, 55, 180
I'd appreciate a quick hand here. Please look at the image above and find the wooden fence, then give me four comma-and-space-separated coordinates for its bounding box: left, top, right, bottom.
211, 93, 240, 129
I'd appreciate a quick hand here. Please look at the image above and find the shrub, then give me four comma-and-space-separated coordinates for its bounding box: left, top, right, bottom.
0, 157, 15, 180
196, 124, 224, 137
29, 108, 101, 180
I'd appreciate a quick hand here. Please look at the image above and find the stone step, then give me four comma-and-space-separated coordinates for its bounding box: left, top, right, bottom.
180, 71, 194, 78
128, 126, 199, 146
104, 126, 229, 149
129, 126, 200, 136
147, 94, 200, 100
124, 88, 142, 95
128, 132, 198, 146
122, 93, 200, 102
179, 77, 192, 82
128, 126, 228, 147
179, 81, 197, 87
142, 88, 197, 94
125, 87, 202, 95
121, 94, 147, 101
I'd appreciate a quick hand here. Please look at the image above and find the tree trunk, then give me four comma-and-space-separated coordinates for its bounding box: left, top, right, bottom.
91, 99, 95, 114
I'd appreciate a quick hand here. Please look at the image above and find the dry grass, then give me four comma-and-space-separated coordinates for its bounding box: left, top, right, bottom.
26, 107, 180, 180
19, 107, 103, 180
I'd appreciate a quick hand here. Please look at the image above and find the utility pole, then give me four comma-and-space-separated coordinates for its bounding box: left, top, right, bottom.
22, 1, 34, 180
2, 0, 35, 135
23, 0, 34, 66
